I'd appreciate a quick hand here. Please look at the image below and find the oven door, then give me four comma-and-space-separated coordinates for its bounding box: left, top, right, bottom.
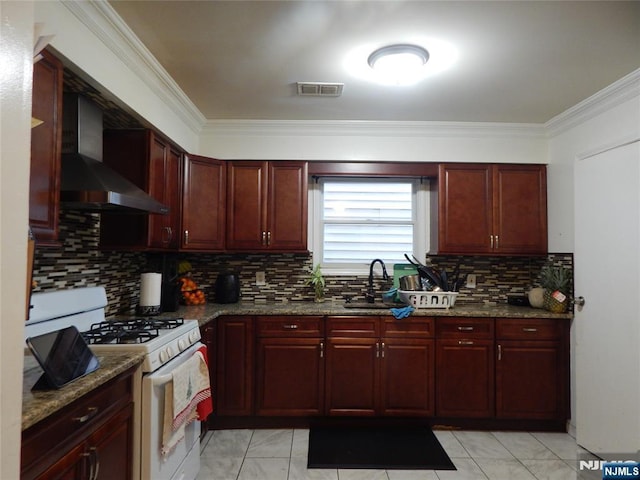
141, 342, 205, 480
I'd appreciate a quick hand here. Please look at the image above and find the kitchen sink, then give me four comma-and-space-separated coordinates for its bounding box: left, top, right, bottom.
342, 302, 399, 309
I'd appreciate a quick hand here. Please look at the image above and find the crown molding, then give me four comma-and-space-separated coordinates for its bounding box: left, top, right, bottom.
201, 119, 546, 139
545, 68, 640, 137
63, 1, 206, 134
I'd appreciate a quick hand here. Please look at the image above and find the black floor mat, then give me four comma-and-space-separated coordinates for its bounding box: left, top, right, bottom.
307, 424, 456, 470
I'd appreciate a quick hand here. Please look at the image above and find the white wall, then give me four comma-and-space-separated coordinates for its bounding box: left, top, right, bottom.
0, 2, 34, 478
199, 120, 548, 163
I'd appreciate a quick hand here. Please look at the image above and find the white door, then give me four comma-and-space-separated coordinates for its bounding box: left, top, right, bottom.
574, 139, 640, 455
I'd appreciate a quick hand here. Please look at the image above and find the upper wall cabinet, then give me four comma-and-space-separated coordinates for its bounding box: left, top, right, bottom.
432, 163, 547, 255
226, 161, 308, 252
100, 130, 182, 251
181, 154, 226, 252
30, 49, 63, 246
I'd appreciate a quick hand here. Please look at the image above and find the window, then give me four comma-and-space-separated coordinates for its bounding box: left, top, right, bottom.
309, 177, 429, 274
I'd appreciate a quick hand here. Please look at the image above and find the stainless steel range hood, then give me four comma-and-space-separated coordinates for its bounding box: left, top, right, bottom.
60, 94, 169, 214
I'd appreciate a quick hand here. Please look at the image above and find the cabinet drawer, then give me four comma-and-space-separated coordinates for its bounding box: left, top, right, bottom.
496, 318, 563, 340
436, 317, 494, 339
326, 316, 379, 337
21, 371, 132, 474
256, 316, 324, 337
382, 317, 434, 338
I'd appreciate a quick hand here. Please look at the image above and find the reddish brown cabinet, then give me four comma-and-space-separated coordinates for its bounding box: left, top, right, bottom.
435, 317, 495, 418
325, 316, 435, 417
226, 161, 308, 251
496, 318, 568, 420
100, 130, 182, 250
181, 154, 226, 251
215, 316, 254, 416
29, 48, 63, 245
255, 316, 325, 416
21, 369, 134, 480
433, 163, 547, 255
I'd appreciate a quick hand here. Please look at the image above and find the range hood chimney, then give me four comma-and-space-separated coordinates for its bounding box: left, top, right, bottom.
60, 94, 169, 214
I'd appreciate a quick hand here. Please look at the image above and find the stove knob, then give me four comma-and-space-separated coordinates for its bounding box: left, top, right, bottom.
166, 346, 175, 359
159, 350, 169, 364
178, 339, 187, 351
189, 331, 199, 343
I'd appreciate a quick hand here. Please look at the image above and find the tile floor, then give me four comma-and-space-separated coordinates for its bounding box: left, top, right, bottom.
197, 427, 595, 480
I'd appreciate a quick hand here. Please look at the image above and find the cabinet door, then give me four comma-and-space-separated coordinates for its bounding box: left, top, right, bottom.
325, 337, 378, 416
91, 403, 133, 480
381, 338, 434, 416
255, 337, 324, 416
30, 49, 63, 245
226, 161, 267, 250
148, 133, 181, 249
267, 161, 308, 251
435, 339, 494, 417
216, 317, 254, 416
496, 341, 563, 419
437, 164, 493, 254
493, 164, 547, 254
181, 155, 226, 251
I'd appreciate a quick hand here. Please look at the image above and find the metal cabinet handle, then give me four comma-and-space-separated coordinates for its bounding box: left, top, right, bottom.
262, 231, 267, 245
184, 229, 189, 245
458, 340, 474, 345
522, 327, 538, 332
73, 407, 98, 423
498, 344, 502, 361
458, 326, 474, 331
490, 235, 494, 249
283, 324, 298, 330
381, 342, 385, 358
90, 447, 99, 480
495, 235, 499, 249
376, 342, 380, 358
267, 231, 271, 245
320, 341, 324, 358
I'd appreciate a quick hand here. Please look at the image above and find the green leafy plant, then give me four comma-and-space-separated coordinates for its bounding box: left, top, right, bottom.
305, 264, 325, 302
539, 265, 571, 294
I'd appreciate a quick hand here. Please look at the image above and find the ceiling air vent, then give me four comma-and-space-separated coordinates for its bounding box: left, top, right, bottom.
296, 82, 344, 97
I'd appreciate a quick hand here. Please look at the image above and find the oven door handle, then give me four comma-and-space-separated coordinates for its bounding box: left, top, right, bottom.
151, 373, 174, 387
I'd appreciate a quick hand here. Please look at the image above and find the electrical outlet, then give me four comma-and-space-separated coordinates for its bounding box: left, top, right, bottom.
466, 274, 477, 289
256, 271, 266, 285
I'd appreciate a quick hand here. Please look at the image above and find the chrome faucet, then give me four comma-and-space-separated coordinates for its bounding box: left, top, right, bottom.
366, 259, 389, 303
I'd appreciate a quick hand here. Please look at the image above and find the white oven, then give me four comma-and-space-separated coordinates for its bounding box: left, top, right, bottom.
25, 287, 208, 480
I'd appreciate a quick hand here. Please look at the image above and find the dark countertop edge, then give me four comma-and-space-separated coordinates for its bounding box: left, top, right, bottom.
166, 301, 573, 328
22, 351, 145, 431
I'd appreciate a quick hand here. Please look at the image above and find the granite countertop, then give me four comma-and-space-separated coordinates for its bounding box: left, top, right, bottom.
22, 351, 145, 431
164, 300, 573, 327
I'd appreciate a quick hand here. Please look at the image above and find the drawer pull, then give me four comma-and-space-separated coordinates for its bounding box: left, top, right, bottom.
320, 342, 324, 358
457, 326, 474, 331
498, 344, 502, 361
522, 327, 538, 332
283, 324, 298, 330
458, 340, 474, 345
73, 407, 98, 423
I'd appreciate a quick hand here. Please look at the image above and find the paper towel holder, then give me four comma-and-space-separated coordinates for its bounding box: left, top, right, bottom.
137, 272, 162, 316
136, 304, 161, 316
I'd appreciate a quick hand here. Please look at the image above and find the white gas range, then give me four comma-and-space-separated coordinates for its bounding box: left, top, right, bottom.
25, 287, 205, 480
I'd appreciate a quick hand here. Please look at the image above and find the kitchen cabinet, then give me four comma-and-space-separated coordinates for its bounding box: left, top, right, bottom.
29, 48, 63, 245
435, 317, 495, 418
255, 316, 324, 416
433, 163, 547, 255
100, 130, 182, 250
181, 154, 226, 251
215, 316, 254, 416
496, 318, 568, 420
325, 316, 435, 416
21, 368, 134, 480
226, 161, 308, 251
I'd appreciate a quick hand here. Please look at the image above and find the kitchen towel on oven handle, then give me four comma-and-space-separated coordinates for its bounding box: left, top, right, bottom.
162, 345, 212, 456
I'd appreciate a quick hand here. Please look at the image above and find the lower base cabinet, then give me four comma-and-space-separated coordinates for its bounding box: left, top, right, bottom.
21, 369, 135, 480
212, 314, 568, 428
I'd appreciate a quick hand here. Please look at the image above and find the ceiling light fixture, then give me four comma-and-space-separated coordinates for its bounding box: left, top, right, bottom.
367, 44, 430, 86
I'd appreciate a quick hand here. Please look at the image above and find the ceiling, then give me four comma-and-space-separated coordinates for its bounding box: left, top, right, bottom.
108, 1, 639, 124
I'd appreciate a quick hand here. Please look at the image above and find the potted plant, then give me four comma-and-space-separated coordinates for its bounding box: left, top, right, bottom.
539, 265, 571, 313
305, 264, 325, 302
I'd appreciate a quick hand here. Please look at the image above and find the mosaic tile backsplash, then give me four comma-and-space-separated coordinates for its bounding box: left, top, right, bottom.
33, 211, 573, 316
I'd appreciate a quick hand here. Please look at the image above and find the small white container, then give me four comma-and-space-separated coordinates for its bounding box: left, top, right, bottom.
398, 290, 458, 309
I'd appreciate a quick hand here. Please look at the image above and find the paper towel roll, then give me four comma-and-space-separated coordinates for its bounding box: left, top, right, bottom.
140, 273, 162, 307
